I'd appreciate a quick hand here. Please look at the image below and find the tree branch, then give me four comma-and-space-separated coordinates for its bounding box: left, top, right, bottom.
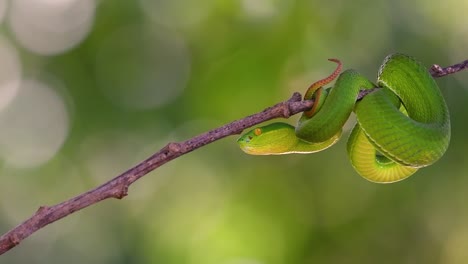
430, 59, 468, 77
0, 59, 466, 255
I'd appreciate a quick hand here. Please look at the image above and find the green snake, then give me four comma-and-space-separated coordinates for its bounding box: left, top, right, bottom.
237, 53, 450, 183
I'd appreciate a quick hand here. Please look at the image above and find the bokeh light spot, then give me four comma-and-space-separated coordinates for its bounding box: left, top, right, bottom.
0, 79, 70, 168
9, 0, 96, 55
0, 36, 21, 112
77, 129, 159, 182
139, 0, 215, 28
95, 25, 191, 110
241, 0, 293, 21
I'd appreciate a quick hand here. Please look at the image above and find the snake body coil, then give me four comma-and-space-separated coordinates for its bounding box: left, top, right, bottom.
237, 53, 450, 183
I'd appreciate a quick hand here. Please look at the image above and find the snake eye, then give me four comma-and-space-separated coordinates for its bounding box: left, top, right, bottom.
254, 128, 262, 136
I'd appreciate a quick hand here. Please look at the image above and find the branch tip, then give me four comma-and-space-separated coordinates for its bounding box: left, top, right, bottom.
430, 64, 443, 74
429, 59, 468, 78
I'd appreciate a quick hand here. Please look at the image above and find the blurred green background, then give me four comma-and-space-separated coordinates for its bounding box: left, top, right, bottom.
1, 0, 467, 263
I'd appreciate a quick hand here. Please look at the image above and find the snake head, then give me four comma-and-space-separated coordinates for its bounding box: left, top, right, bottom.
237, 123, 297, 155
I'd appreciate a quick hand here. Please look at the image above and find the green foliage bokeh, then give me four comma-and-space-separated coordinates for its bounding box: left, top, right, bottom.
1, 0, 468, 263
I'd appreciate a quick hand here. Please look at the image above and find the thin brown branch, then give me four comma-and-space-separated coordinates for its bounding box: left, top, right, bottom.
0, 93, 311, 254
430, 59, 468, 77
0, 58, 466, 255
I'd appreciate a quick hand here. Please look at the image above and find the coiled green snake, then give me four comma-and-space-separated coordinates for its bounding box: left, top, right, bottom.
237, 53, 450, 183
